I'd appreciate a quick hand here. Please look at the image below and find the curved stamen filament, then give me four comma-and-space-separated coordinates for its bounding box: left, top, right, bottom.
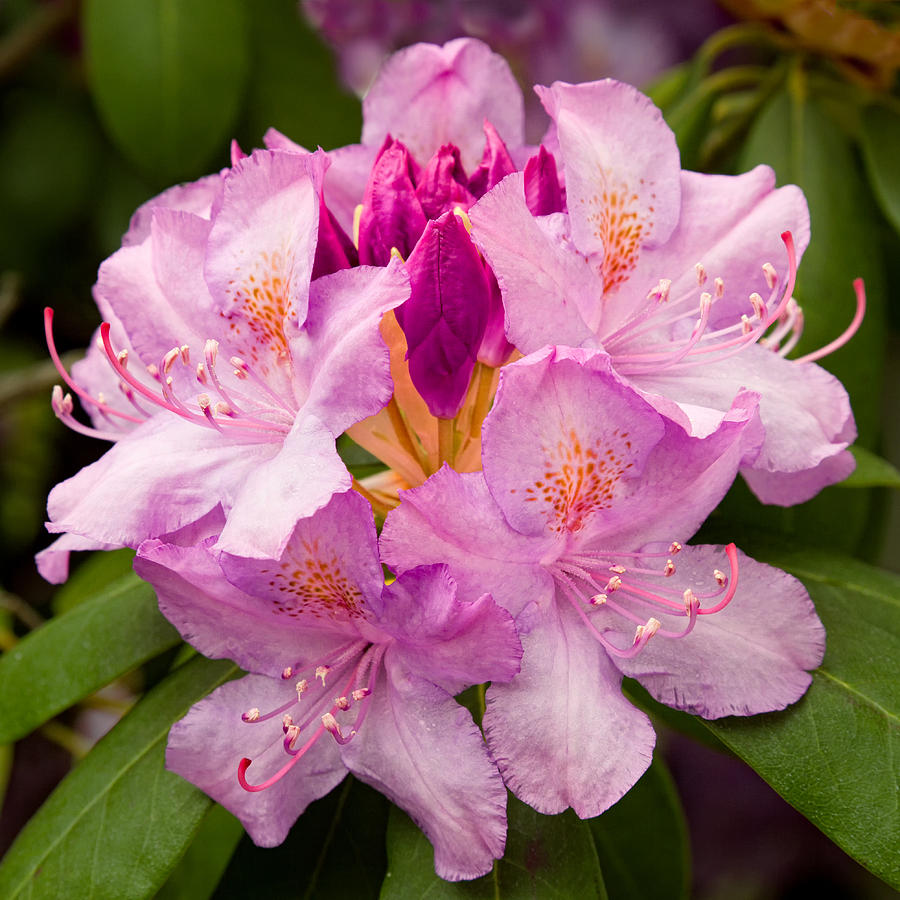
697, 543, 739, 615
44, 308, 144, 425
238, 724, 326, 792
792, 278, 866, 364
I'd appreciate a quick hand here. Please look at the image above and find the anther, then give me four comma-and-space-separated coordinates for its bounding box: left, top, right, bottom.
699, 292, 712, 316
741, 314, 752, 335
163, 348, 180, 375
205, 339, 219, 367
590, 593, 608, 606
334, 696, 351, 711
351, 688, 370, 702
281, 667, 293, 680
749, 292, 766, 320
196, 363, 208, 384
762, 262, 777, 290
215, 401, 234, 417
683, 588, 697, 611
664, 559, 676, 577
242, 707, 260, 722
146, 363, 160, 380
116, 349, 129, 368
315, 666, 329, 685
180, 345, 190, 365
669, 541, 682, 555
606, 575, 622, 593
714, 569, 727, 587
282, 713, 293, 731
322, 713, 354, 744
284, 724, 301, 749
634, 617, 661, 644
695, 263, 707, 285
295, 679, 308, 698
647, 278, 672, 303
714, 277, 724, 299
609, 564, 626, 575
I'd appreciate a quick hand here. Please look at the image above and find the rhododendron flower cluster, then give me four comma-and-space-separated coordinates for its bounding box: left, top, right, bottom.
41, 38, 853, 881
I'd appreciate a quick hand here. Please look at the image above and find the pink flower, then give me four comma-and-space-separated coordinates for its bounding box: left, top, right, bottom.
41, 150, 409, 581
382, 347, 825, 817
470, 78, 861, 506
135, 490, 521, 881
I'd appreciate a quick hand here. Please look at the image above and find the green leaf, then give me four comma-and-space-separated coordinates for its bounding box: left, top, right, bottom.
860, 104, 900, 239
0, 573, 180, 744
213, 776, 388, 899
53, 548, 137, 615
381, 794, 608, 899
841, 446, 900, 489
236, 0, 361, 151
589, 759, 690, 900
156, 804, 243, 900
702, 550, 900, 889
83, 0, 250, 183
0, 655, 238, 900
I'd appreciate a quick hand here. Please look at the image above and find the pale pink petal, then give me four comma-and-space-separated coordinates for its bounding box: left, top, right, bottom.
484, 599, 655, 817
167, 675, 346, 847
380, 465, 554, 618
124, 173, 222, 245
633, 344, 855, 505
538, 79, 681, 291
470, 173, 601, 353
35, 533, 121, 584
214, 414, 352, 560
362, 38, 525, 170
611, 546, 826, 717
341, 660, 508, 881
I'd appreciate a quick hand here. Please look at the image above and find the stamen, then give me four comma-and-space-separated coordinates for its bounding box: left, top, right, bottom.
315, 666, 329, 685
668, 542, 682, 555
238, 722, 327, 791
352, 203, 363, 250
695, 263, 707, 285
334, 695, 351, 711
590, 593, 608, 606
698, 543, 739, 615
792, 278, 866, 364
714, 277, 724, 299
282, 713, 293, 731
242, 707, 260, 722
296, 679, 308, 698
351, 688, 370, 701
281, 667, 293, 680
452, 206, 473, 234
663, 559, 676, 577
646, 278, 672, 303
762, 262, 777, 290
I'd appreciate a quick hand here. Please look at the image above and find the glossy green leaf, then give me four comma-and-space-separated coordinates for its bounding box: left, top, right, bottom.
156, 804, 243, 900
381, 794, 608, 899
860, 104, 900, 238
589, 759, 690, 900
703, 550, 900, 889
0, 655, 238, 899
214, 777, 387, 899
841, 446, 900, 489
83, 0, 249, 183
236, 0, 361, 151
53, 548, 137, 615
0, 573, 180, 744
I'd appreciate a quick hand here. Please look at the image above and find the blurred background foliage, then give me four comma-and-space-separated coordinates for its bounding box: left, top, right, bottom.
0, 1, 898, 898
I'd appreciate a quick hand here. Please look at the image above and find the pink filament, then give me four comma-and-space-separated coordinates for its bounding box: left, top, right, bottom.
238, 722, 327, 792
698, 543, 739, 615
791, 278, 866, 364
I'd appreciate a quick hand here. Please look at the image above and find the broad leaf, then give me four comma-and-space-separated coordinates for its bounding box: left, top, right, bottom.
83, 0, 250, 183
703, 550, 900, 890
841, 446, 900, 489
0, 655, 238, 899
381, 794, 608, 899
0, 573, 180, 744
156, 804, 243, 900
236, 0, 360, 151
590, 759, 691, 900
213, 777, 388, 899
53, 548, 136, 615
860, 104, 900, 238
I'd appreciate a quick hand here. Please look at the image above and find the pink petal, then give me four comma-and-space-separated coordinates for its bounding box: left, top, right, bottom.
362, 38, 525, 171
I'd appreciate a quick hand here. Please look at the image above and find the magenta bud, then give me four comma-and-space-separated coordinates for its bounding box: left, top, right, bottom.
523, 145, 565, 216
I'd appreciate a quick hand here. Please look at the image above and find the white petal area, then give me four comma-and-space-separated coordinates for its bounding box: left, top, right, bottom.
611, 546, 825, 717
47, 416, 279, 548
215, 414, 352, 560
167, 675, 346, 848
362, 38, 525, 170
470, 173, 601, 353
341, 660, 508, 881
632, 344, 855, 505
484, 598, 656, 818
